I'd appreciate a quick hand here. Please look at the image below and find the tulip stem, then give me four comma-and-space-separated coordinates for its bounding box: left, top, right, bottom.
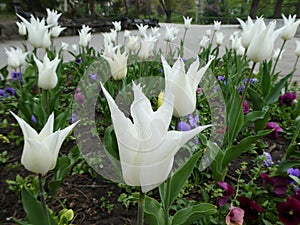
38, 174, 51, 225
271, 40, 286, 76
137, 188, 145, 225
293, 56, 299, 71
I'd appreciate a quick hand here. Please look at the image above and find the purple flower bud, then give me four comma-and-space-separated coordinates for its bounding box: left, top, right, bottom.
5, 87, 15, 96
263, 152, 273, 167
70, 113, 77, 124
11, 71, 22, 81
242, 100, 250, 114
177, 121, 191, 131
74, 92, 85, 105
76, 57, 82, 64
188, 114, 199, 128
31, 115, 37, 124
89, 73, 97, 80
0, 89, 6, 98
288, 168, 300, 177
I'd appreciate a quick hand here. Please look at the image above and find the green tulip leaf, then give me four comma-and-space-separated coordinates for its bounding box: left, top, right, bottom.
144, 196, 166, 225
265, 72, 293, 105
159, 150, 203, 210
171, 203, 217, 225
242, 110, 268, 129
21, 188, 57, 225
222, 129, 272, 168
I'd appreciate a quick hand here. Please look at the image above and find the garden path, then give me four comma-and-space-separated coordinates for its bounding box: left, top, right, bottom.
0, 23, 299, 83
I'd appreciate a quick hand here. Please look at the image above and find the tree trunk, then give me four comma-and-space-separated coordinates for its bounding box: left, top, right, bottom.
123, 0, 128, 16
296, 2, 300, 18
166, 11, 171, 23
273, 0, 284, 18
89, 0, 95, 16
249, 0, 260, 19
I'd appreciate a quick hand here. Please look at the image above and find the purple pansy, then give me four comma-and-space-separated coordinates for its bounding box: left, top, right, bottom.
277, 196, 300, 225
288, 168, 300, 177
260, 172, 290, 196
0, 89, 6, 98
263, 152, 273, 167
242, 100, 250, 114
218, 181, 235, 206
5, 87, 15, 96
279, 92, 296, 106
238, 196, 264, 220
11, 71, 22, 81
265, 122, 283, 137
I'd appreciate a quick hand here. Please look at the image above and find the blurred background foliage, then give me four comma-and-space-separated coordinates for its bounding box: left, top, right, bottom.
0, 0, 299, 24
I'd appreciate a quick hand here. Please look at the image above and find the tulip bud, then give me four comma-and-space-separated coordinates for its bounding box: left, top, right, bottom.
247, 21, 279, 62
162, 56, 214, 117
11, 112, 79, 175
34, 54, 61, 90
295, 40, 300, 57
157, 91, 164, 108
101, 82, 211, 192
102, 48, 128, 80
183, 16, 192, 30
280, 14, 300, 40
112, 21, 121, 31
78, 25, 92, 48
5, 47, 28, 69
16, 21, 27, 36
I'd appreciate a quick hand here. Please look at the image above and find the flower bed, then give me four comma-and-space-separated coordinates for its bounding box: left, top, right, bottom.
0, 10, 300, 225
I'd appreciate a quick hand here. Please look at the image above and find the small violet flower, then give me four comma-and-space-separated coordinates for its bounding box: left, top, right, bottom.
279, 92, 296, 106
218, 181, 235, 206
31, 115, 37, 124
265, 122, 283, 137
11, 72, 22, 81
5, 87, 15, 96
0, 89, 6, 98
70, 113, 77, 124
262, 151, 273, 167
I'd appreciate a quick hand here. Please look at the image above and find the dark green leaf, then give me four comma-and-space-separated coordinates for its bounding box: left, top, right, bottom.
21, 188, 57, 225
171, 203, 217, 225
160, 150, 203, 210
276, 161, 300, 174
222, 130, 272, 168
144, 196, 166, 225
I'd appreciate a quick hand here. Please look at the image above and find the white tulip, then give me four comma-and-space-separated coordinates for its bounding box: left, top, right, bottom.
34, 54, 61, 90
51, 25, 66, 38
5, 47, 28, 69
78, 25, 92, 48
136, 24, 149, 38
213, 20, 221, 31
127, 35, 140, 52
11, 112, 78, 175
247, 21, 279, 62
164, 25, 179, 42
229, 32, 242, 51
46, 8, 62, 27
183, 16, 192, 30
18, 14, 51, 49
199, 35, 210, 48
124, 30, 131, 38
138, 34, 157, 59
281, 14, 300, 40
16, 21, 27, 36
102, 48, 128, 80
61, 42, 69, 51
237, 16, 255, 49
151, 27, 161, 39
103, 42, 118, 58
215, 31, 225, 46
162, 55, 214, 117
295, 40, 300, 57
101, 82, 210, 192
112, 21, 121, 31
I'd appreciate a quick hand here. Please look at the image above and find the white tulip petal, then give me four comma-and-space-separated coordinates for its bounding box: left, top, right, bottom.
22, 138, 53, 175
11, 112, 38, 139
